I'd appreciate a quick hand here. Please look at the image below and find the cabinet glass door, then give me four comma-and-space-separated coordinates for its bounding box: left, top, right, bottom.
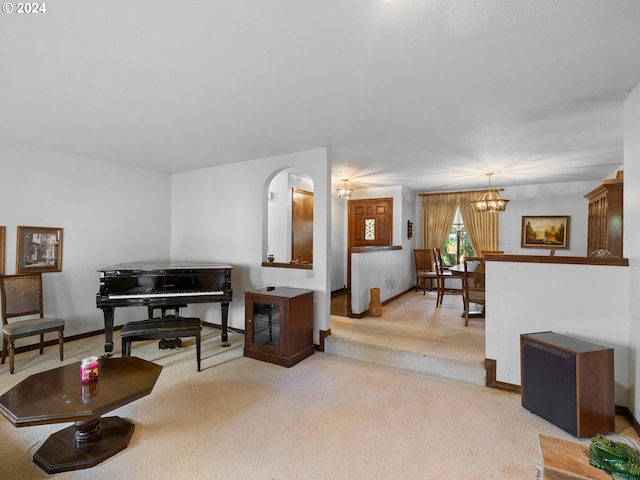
252, 302, 281, 349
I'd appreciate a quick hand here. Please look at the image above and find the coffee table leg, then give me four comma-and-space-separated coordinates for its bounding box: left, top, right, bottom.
33, 416, 135, 474
74, 417, 103, 446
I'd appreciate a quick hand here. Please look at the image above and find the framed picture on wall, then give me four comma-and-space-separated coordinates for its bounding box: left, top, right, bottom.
16, 226, 63, 273
0, 226, 5, 276
521, 216, 569, 249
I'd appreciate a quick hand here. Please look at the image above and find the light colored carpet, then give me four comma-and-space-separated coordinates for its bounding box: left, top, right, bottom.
326, 290, 486, 384
0, 310, 633, 479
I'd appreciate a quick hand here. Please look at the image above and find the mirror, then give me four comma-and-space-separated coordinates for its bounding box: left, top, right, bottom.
264, 169, 313, 268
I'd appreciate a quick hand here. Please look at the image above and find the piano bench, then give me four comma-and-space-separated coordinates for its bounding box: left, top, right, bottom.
120, 317, 202, 371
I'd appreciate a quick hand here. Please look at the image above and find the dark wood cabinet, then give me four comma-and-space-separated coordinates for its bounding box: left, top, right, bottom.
585, 177, 623, 257
520, 332, 614, 438
244, 288, 314, 367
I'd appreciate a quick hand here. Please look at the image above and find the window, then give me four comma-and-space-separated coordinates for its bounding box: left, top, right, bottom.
364, 219, 376, 240
441, 207, 476, 266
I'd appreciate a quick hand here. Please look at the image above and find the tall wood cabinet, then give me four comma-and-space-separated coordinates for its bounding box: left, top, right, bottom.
244, 287, 314, 367
585, 177, 623, 257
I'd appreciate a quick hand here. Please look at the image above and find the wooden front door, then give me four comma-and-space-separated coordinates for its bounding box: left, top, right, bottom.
292, 188, 313, 263
348, 198, 393, 248
347, 197, 393, 295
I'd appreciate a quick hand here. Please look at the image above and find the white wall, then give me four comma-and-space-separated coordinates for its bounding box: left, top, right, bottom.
624, 82, 640, 413
486, 260, 629, 406
170, 148, 330, 342
350, 248, 407, 314
267, 171, 314, 263
266, 171, 289, 263
334, 184, 419, 312
497, 180, 600, 256
0, 143, 172, 340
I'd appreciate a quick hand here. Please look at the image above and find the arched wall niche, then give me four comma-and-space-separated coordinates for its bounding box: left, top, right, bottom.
262, 167, 314, 269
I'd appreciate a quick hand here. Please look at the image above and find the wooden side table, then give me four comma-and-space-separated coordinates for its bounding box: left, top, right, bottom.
0, 357, 162, 473
244, 288, 314, 367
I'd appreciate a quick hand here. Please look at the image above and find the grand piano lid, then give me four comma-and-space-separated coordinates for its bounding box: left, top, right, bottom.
98, 262, 234, 272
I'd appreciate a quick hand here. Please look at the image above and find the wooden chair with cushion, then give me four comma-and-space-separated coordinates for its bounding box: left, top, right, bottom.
462, 257, 486, 326
413, 249, 437, 295
1, 273, 65, 374
432, 247, 455, 306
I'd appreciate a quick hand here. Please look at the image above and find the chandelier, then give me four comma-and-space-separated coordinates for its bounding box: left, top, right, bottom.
336, 179, 353, 199
471, 172, 509, 213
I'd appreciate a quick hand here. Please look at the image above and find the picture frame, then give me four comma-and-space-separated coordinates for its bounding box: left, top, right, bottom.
521, 216, 569, 249
0, 226, 5, 276
16, 226, 63, 273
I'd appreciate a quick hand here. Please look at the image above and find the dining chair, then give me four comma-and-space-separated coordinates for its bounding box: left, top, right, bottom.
413, 249, 437, 295
462, 257, 486, 326
1, 273, 65, 374
432, 247, 455, 306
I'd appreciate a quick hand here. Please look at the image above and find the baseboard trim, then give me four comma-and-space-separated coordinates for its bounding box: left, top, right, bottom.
10, 328, 113, 356
202, 321, 244, 335
485, 358, 521, 393
616, 405, 640, 436
317, 329, 331, 352
348, 287, 416, 318
331, 288, 347, 298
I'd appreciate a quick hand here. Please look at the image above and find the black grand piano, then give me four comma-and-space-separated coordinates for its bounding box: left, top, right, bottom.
96, 262, 232, 354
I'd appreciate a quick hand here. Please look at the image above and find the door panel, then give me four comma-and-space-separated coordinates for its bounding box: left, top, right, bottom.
347, 198, 393, 294
349, 198, 392, 248
292, 188, 313, 263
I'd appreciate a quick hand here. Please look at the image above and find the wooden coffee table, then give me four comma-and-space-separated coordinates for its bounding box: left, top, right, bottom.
0, 356, 162, 474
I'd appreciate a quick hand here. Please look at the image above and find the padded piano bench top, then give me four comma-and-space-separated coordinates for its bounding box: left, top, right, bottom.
120, 317, 202, 339
121, 317, 203, 371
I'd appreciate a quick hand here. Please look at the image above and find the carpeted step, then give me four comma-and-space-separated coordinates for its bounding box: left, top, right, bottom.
324, 335, 486, 386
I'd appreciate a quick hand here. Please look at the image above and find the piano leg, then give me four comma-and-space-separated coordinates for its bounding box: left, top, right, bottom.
221, 302, 230, 347
102, 308, 115, 356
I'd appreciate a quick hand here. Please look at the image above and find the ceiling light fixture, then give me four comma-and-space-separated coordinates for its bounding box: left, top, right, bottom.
336, 179, 354, 199
471, 172, 509, 213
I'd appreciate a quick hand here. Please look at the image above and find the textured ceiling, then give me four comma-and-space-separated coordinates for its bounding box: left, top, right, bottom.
1, 0, 639, 192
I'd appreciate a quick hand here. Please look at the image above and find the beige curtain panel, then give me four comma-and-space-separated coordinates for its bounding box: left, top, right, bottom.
421, 191, 499, 254
421, 193, 458, 252
457, 192, 499, 254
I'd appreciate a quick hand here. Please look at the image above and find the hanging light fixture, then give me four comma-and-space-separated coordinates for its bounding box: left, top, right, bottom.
336, 179, 353, 199
471, 172, 510, 213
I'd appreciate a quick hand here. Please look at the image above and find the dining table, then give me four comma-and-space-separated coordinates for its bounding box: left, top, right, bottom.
447, 261, 485, 318
447, 261, 484, 276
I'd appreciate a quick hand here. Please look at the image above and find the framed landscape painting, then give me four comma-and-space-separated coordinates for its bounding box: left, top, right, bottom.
16, 226, 63, 273
521, 216, 569, 249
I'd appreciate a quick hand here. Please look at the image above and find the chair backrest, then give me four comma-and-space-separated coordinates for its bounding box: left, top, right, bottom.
413, 249, 432, 273
0, 273, 45, 325
432, 247, 445, 275
463, 257, 485, 290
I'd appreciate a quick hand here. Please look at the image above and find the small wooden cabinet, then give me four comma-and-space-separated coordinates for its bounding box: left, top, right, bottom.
585, 177, 623, 257
244, 288, 314, 367
521, 332, 614, 438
